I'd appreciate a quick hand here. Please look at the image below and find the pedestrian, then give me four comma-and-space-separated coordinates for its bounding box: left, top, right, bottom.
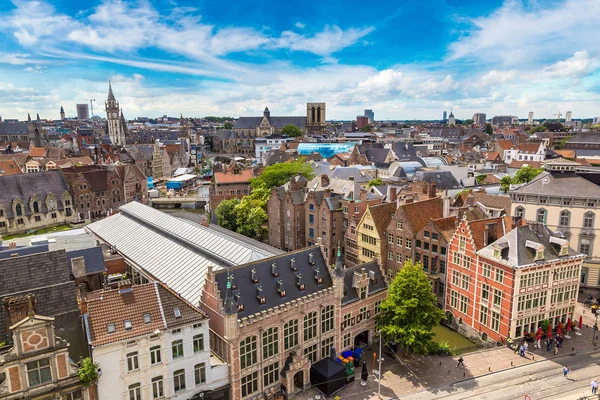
554, 343, 559, 356
457, 356, 464, 367
524, 342, 529, 352
519, 344, 524, 357
592, 379, 598, 394
563, 365, 569, 378
546, 339, 551, 352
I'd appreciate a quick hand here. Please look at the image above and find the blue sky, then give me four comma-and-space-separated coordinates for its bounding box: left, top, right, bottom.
1, 0, 599, 120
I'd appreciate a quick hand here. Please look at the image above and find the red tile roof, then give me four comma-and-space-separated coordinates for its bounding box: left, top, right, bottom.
0, 160, 22, 176
28, 147, 47, 157
214, 168, 254, 184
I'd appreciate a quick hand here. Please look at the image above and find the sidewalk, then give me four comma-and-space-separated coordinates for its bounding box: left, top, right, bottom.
294, 315, 600, 400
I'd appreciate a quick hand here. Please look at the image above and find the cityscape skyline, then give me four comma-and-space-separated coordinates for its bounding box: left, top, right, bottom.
1, 0, 600, 120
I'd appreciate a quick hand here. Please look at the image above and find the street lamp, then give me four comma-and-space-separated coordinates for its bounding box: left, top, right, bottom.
592, 312, 598, 346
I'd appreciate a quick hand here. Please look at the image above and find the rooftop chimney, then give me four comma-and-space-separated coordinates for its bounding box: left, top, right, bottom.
4, 294, 35, 326
8, 241, 17, 250
429, 181, 437, 198
321, 174, 330, 187
389, 187, 398, 203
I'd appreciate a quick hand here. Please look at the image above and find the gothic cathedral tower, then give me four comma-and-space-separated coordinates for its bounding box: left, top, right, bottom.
105, 82, 126, 146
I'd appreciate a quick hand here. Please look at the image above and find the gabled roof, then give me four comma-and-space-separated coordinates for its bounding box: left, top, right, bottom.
464, 216, 516, 251
432, 216, 458, 242
368, 202, 397, 234
513, 170, 600, 198
0, 171, 69, 218
28, 147, 47, 158
86, 282, 207, 346
342, 260, 386, 305
66, 247, 106, 276
401, 197, 444, 234
0, 159, 21, 176
213, 246, 331, 318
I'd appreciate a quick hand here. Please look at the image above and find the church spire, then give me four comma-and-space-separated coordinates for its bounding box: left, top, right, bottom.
334, 241, 344, 277
36, 113, 40, 121
27, 113, 31, 122
108, 81, 115, 101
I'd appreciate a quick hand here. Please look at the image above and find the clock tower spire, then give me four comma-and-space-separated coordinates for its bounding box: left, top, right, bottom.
105, 81, 126, 147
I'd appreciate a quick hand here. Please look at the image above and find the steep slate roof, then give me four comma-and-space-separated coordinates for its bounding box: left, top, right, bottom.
86, 202, 280, 305
236, 115, 307, 130
86, 282, 207, 347
213, 246, 332, 319
0, 249, 86, 359
369, 202, 397, 234
0, 171, 69, 218
478, 224, 584, 267
0, 123, 29, 134
512, 171, 600, 198
414, 170, 460, 189
342, 260, 386, 305
567, 131, 600, 144
471, 192, 512, 215
66, 247, 106, 276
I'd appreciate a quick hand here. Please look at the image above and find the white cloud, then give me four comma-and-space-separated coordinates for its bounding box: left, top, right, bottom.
448, 0, 600, 66
479, 69, 519, 87
0, 53, 32, 65
295, 22, 306, 29
277, 26, 374, 57
543, 51, 596, 78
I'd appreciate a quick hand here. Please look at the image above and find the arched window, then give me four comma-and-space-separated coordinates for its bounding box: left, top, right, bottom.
311, 107, 316, 123
317, 106, 321, 123
559, 210, 570, 227
15, 203, 22, 217
32, 201, 39, 213
239, 336, 257, 369
515, 206, 525, 219
536, 208, 547, 225
583, 212, 595, 229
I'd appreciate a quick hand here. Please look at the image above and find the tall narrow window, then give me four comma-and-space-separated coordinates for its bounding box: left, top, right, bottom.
321, 305, 335, 333
26, 358, 51, 387
152, 376, 164, 399
284, 319, 299, 350
172, 340, 183, 359
15, 203, 22, 217
559, 210, 570, 227
193, 334, 204, 353
240, 336, 257, 369
536, 208, 547, 225
128, 383, 141, 400
304, 312, 317, 341
126, 352, 139, 372
32, 201, 39, 213
583, 212, 595, 229
173, 369, 186, 392
194, 363, 206, 385
262, 327, 279, 359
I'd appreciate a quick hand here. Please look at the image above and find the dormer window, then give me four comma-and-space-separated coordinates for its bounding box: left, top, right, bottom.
296, 274, 305, 290
256, 285, 266, 304
124, 320, 132, 330
314, 268, 323, 284
369, 270, 376, 282
229, 274, 237, 289
272, 263, 279, 277
560, 245, 569, 256
107, 323, 116, 334
174, 308, 182, 319
251, 268, 259, 283
309, 253, 315, 265
143, 313, 151, 324
535, 249, 544, 261
277, 279, 286, 297
290, 258, 297, 271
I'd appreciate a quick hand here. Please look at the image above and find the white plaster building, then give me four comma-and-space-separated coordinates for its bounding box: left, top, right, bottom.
85, 282, 229, 400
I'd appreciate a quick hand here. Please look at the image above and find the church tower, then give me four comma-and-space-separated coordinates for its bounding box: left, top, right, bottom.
105, 82, 126, 147
306, 102, 326, 134
60, 106, 65, 120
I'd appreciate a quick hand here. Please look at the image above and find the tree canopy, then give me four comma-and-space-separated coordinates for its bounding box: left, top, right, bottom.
500, 166, 543, 193
484, 123, 493, 135
376, 260, 444, 354
281, 124, 303, 137
359, 124, 373, 132
463, 119, 473, 126
543, 121, 565, 132
368, 178, 383, 187
250, 159, 315, 190
223, 121, 233, 130
215, 160, 315, 240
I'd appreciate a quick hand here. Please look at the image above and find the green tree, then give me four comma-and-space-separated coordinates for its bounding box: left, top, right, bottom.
475, 175, 486, 184
250, 159, 315, 191
376, 260, 444, 354
454, 189, 470, 199
281, 124, 303, 137
78, 357, 99, 387
223, 121, 233, 130
555, 136, 573, 150
543, 121, 565, 132
463, 119, 473, 126
484, 123, 493, 135
513, 165, 543, 183
215, 198, 240, 231
359, 124, 373, 132
500, 175, 512, 193
368, 178, 383, 187
529, 125, 546, 134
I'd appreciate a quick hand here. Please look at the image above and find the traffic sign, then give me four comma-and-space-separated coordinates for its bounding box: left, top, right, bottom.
524, 395, 531, 400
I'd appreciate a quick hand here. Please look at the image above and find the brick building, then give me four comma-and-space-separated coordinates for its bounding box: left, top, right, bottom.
62, 165, 147, 221
342, 191, 383, 267
210, 164, 256, 210
200, 246, 387, 399
268, 176, 308, 252
305, 187, 344, 264
444, 217, 584, 345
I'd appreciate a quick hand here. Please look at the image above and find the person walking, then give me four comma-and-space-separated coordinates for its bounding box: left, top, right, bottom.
524, 342, 529, 353
563, 365, 569, 379
592, 379, 598, 394
457, 356, 464, 367
554, 342, 559, 356
546, 338, 552, 352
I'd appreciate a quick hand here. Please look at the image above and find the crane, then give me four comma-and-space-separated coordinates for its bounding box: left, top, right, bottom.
553, 111, 562, 122
89, 99, 96, 117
